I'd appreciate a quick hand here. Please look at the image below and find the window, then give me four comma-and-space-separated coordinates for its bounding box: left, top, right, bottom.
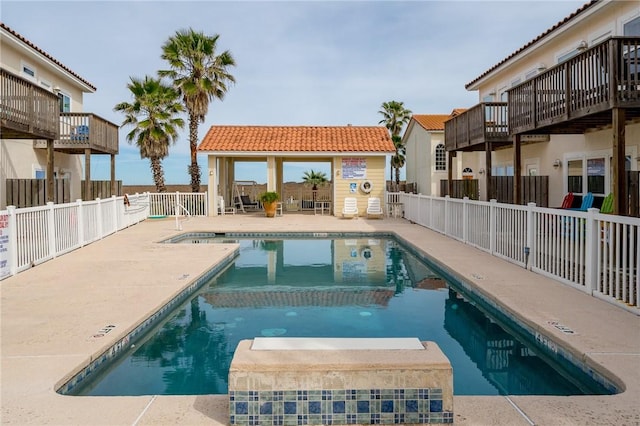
623, 15, 640, 36
58, 92, 71, 112
557, 48, 580, 64
34, 169, 45, 179
434, 144, 446, 171
510, 77, 521, 87
586, 158, 605, 195
21, 61, 36, 80
40, 80, 51, 90
525, 69, 538, 80
567, 159, 583, 193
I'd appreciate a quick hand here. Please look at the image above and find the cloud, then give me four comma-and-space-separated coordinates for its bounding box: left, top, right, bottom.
4, 0, 584, 185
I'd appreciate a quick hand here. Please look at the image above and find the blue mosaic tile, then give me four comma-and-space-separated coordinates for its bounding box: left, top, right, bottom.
235, 402, 248, 415
284, 401, 296, 414
332, 401, 345, 414
309, 401, 321, 414
260, 402, 272, 415
406, 399, 418, 412
430, 399, 443, 413
381, 400, 394, 413
357, 400, 370, 413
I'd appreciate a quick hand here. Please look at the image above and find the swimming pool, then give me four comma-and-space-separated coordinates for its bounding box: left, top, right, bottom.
67, 235, 613, 397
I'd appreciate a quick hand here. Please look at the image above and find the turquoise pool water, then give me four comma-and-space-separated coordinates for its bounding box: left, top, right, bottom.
71, 236, 611, 396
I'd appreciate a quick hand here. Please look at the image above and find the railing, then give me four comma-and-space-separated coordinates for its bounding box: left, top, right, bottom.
509, 37, 640, 134
281, 187, 332, 210
0, 68, 59, 140
0, 194, 148, 279
33, 112, 119, 155
147, 192, 208, 217
444, 102, 509, 151
393, 192, 639, 314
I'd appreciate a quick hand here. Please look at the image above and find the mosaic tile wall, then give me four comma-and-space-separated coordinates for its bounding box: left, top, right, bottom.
229, 388, 453, 425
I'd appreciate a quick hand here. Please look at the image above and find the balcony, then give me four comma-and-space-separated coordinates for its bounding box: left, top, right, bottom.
0, 68, 59, 140
508, 37, 640, 135
444, 102, 510, 152
34, 112, 119, 155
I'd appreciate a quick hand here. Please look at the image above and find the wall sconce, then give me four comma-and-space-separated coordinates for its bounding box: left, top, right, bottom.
536, 62, 547, 71
577, 40, 588, 51
478, 168, 486, 175
553, 159, 562, 169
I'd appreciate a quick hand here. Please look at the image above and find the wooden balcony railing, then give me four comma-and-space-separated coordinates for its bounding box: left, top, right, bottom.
508, 37, 640, 135
0, 68, 60, 140
444, 102, 509, 151
33, 112, 119, 155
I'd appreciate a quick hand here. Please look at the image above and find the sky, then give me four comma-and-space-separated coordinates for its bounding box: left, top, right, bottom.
3, 0, 585, 185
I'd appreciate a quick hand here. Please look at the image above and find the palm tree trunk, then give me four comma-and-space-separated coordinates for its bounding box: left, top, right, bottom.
150, 157, 167, 193
395, 167, 401, 191
188, 112, 201, 193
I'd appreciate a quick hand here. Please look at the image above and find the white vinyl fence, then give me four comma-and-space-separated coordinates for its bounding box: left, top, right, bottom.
393, 193, 640, 315
0, 194, 148, 279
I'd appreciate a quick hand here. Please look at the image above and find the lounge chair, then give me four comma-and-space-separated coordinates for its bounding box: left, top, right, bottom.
342, 197, 359, 219
235, 195, 259, 212
568, 192, 594, 211
366, 197, 384, 218
559, 192, 574, 209
600, 193, 614, 214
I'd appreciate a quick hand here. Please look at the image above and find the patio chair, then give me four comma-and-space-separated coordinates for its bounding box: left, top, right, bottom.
235, 195, 259, 212
342, 197, 359, 219
366, 197, 384, 218
600, 193, 614, 214
568, 192, 594, 211
559, 192, 574, 209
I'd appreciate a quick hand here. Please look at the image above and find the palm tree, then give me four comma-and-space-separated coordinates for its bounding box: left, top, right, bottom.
159, 28, 236, 193
114, 76, 184, 193
390, 135, 406, 189
302, 169, 329, 191
378, 100, 412, 191
302, 169, 329, 203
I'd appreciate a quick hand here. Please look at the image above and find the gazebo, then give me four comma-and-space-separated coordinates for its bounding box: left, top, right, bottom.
198, 125, 395, 216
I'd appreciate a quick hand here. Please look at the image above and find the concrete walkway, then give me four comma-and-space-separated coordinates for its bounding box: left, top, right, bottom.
1, 213, 639, 425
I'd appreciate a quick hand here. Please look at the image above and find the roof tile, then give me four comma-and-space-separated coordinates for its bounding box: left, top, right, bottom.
198, 125, 395, 153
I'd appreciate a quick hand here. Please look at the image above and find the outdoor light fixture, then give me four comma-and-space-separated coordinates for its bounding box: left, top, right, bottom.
478, 168, 486, 175
577, 40, 588, 51
537, 63, 547, 71
553, 159, 562, 169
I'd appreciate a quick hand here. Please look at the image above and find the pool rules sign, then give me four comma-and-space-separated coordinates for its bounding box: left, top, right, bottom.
0, 213, 8, 278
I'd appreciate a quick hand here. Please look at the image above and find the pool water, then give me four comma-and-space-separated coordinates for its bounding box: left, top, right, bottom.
73, 237, 610, 396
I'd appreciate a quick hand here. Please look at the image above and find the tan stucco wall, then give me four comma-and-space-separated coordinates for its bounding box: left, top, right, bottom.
405, 124, 454, 196
333, 155, 386, 217
474, 2, 640, 98
1, 30, 91, 208
459, 122, 640, 205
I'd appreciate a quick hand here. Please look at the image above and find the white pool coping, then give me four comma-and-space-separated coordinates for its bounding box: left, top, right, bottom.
251, 337, 425, 350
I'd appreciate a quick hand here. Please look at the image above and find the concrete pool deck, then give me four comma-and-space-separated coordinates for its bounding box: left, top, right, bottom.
1, 213, 639, 425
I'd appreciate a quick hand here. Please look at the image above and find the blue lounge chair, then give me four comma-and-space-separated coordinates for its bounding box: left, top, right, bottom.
569, 192, 594, 211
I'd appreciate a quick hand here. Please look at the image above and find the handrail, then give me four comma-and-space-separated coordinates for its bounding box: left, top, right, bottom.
174, 202, 191, 231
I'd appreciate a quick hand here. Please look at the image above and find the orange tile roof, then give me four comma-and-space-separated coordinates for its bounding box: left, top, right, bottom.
198, 125, 395, 153
1, 22, 96, 91
411, 114, 452, 131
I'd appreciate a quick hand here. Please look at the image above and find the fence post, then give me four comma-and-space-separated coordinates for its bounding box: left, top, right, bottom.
7, 206, 17, 276
204, 191, 208, 216
96, 198, 103, 239
463, 197, 469, 243
526, 202, 536, 270
489, 199, 497, 255
77, 199, 85, 247
444, 195, 450, 236
584, 207, 599, 295
428, 196, 433, 229
112, 195, 118, 233
47, 202, 56, 259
